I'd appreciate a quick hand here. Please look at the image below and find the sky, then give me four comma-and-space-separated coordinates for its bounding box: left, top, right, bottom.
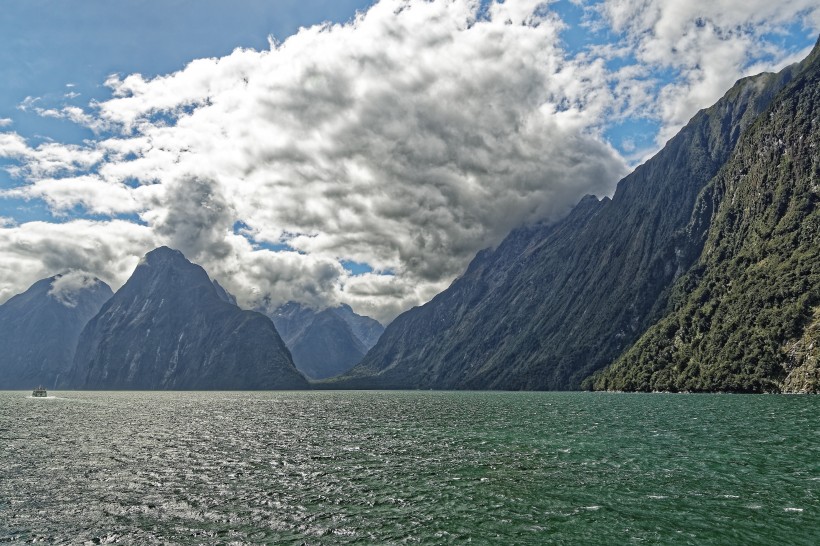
0, 0, 818, 323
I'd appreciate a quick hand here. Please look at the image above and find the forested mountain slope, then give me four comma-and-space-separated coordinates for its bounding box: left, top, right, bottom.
589, 40, 820, 393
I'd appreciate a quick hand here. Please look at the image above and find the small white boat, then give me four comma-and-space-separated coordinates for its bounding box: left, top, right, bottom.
32, 386, 47, 397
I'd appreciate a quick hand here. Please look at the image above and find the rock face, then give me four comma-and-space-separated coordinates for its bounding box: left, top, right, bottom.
270, 302, 384, 380
0, 273, 112, 389
211, 279, 237, 306
339, 48, 803, 390
590, 40, 820, 393
333, 304, 385, 350
781, 309, 820, 394
67, 247, 308, 390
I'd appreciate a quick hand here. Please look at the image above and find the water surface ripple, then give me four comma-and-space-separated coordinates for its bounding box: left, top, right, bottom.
1, 391, 818, 544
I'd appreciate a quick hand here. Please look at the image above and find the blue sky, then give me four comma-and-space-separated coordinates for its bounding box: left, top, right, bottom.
0, 0, 376, 223
0, 0, 377, 144
5, 0, 811, 155
0, 0, 818, 321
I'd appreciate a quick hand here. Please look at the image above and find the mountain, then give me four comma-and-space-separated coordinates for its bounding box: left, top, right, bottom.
212, 279, 237, 305
588, 39, 820, 393
337, 49, 803, 390
0, 273, 112, 389
333, 304, 384, 349
66, 247, 308, 390
269, 302, 384, 380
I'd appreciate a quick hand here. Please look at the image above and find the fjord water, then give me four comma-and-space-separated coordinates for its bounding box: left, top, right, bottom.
1, 392, 817, 544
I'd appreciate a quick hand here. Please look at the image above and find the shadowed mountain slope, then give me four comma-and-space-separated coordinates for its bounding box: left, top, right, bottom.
66, 247, 308, 390
0, 274, 112, 389
338, 53, 801, 390
270, 302, 384, 380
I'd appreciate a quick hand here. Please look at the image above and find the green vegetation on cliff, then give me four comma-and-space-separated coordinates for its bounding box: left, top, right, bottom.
588, 42, 820, 393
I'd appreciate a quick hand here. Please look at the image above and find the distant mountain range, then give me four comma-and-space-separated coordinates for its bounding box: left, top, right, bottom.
2, 38, 818, 393
0, 247, 383, 390
269, 302, 383, 380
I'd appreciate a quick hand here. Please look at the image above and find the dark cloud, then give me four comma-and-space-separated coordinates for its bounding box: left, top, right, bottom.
153, 176, 235, 262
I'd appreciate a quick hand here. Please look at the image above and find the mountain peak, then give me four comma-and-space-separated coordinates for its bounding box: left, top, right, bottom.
68, 248, 307, 390
47, 271, 107, 308
0, 274, 113, 389
142, 246, 188, 265
267, 301, 384, 380
212, 278, 238, 306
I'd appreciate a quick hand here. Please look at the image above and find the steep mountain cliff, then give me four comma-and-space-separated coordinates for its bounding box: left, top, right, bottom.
212, 279, 238, 306
66, 247, 308, 390
333, 304, 384, 350
0, 273, 112, 389
589, 40, 820, 393
339, 52, 801, 390
270, 302, 384, 380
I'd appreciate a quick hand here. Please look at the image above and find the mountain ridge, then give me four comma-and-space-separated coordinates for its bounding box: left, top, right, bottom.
588, 37, 820, 393
269, 302, 384, 380
0, 273, 113, 389
66, 246, 308, 390
335, 48, 806, 390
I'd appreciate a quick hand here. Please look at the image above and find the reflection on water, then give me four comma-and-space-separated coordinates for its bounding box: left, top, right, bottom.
1, 391, 818, 544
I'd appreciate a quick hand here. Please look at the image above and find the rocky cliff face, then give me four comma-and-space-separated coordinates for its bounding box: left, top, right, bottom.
781, 308, 820, 393
0, 273, 112, 389
590, 40, 820, 393
338, 51, 801, 390
211, 279, 237, 306
270, 302, 384, 380
333, 304, 384, 350
66, 247, 308, 390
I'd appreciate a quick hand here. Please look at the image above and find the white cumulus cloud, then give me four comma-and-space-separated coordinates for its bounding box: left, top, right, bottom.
0, 0, 817, 323
594, 0, 820, 143
0, 219, 156, 304
48, 270, 103, 307
0, 0, 630, 323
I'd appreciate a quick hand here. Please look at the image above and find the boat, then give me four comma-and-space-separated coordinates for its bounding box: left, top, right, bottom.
32, 386, 47, 397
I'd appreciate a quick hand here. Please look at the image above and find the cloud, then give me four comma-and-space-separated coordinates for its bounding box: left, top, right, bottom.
34, 105, 97, 128
0, 118, 12, 128
0, 133, 30, 158
0, 0, 816, 323
0, 134, 104, 178
48, 270, 103, 307
3, 175, 146, 215
594, 0, 820, 142
149, 176, 235, 260
0, 0, 631, 323
0, 219, 156, 304
16, 96, 41, 112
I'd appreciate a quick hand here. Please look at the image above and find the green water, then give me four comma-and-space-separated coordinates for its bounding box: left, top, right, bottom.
1, 391, 818, 544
